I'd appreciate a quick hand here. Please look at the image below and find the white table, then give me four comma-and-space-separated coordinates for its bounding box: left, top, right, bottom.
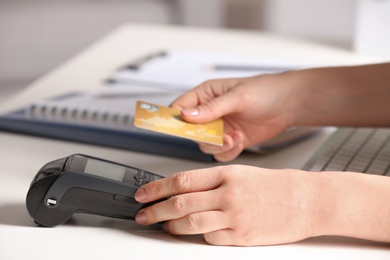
1, 24, 389, 259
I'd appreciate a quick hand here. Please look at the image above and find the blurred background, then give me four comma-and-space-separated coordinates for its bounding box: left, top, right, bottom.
1, 0, 389, 103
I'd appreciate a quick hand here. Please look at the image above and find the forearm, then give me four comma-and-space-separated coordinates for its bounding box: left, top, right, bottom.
311, 171, 390, 243
287, 63, 390, 127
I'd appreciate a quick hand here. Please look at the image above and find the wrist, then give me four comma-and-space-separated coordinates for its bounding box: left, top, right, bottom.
272, 69, 318, 127
310, 171, 359, 238
309, 171, 340, 237
309, 171, 390, 242
287, 63, 390, 127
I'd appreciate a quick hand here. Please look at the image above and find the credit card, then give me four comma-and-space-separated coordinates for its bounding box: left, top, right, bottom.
134, 100, 223, 146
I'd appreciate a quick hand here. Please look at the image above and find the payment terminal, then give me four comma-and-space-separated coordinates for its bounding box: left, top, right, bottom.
26, 154, 164, 227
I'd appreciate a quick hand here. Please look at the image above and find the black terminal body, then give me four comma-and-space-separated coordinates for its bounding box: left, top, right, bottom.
26, 154, 164, 227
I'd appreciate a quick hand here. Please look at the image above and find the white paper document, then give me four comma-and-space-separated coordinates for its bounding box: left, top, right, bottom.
107, 49, 319, 91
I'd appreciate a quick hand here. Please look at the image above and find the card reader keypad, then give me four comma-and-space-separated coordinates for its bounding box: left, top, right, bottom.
134, 170, 163, 187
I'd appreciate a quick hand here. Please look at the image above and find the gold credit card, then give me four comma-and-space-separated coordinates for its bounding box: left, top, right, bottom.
134, 100, 223, 146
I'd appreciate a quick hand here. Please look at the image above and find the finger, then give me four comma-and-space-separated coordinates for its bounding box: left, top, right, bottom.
171, 79, 243, 124
134, 167, 225, 203
198, 131, 245, 162
136, 190, 221, 225
170, 89, 200, 110
170, 78, 240, 110
164, 211, 230, 235
203, 229, 239, 246
198, 131, 243, 155
180, 92, 241, 124
213, 143, 245, 162
198, 135, 233, 155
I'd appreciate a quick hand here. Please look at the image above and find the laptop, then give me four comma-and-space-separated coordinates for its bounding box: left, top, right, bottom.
302, 127, 390, 176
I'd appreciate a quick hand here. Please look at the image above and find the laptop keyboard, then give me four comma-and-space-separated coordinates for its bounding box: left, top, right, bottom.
304, 128, 390, 176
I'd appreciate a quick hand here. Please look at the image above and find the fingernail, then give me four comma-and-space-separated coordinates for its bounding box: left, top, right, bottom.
182, 107, 199, 116
135, 188, 147, 202
135, 211, 147, 224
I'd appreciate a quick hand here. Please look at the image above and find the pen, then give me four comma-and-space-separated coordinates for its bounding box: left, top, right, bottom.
119, 50, 167, 70
207, 64, 294, 72
95, 92, 173, 99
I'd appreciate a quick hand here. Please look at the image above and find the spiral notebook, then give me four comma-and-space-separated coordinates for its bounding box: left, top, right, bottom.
26, 86, 176, 131
0, 86, 218, 161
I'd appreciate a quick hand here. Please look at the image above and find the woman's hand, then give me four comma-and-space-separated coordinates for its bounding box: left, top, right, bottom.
134, 165, 317, 246
170, 74, 299, 161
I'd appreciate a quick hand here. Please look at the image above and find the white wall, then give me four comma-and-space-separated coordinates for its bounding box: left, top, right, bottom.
263, 0, 356, 48
231, 0, 390, 54
226, 0, 357, 49
354, 0, 390, 55
0, 0, 174, 90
